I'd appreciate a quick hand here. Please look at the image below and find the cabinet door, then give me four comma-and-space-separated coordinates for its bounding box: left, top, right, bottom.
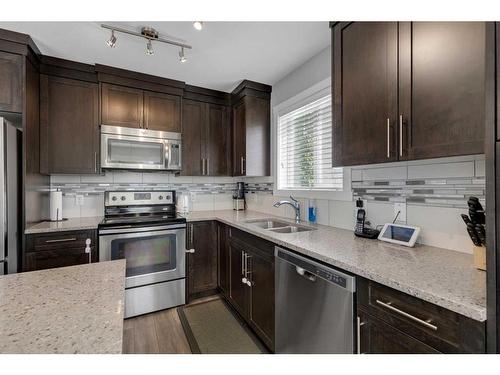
101, 83, 144, 128
358, 310, 440, 354
144, 91, 181, 132
40, 75, 99, 174
206, 104, 231, 176
228, 240, 248, 318
0, 51, 23, 113
400, 22, 485, 160
24, 247, 97, 272
181, 100, 205, 176
248, 252, 275, 350
332, 22, 398, 166
232, 99, 246, 176
187, 221, 218, 299
218, 223, 230, 296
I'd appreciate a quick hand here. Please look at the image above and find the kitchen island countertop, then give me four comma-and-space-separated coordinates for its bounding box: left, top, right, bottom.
0, 260, 125, 354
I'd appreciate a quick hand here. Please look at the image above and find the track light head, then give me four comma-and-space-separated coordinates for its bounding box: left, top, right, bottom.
146, 40, 154, 55
193, 21, 203, 31
107, 30, 117, 48
179, 47, 187, 63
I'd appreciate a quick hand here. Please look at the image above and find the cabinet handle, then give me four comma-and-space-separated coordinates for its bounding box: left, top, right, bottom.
94, 152, 98, 173
45, 237, 77, 243
386, 118, 390, 158
241, 251, 247, 284
185, 249, 195, 254
201, 158, 205, 175
85, 238, 91, 263
356, 316, 365, 354
399, 114, 403, 157
207, 158, 210, 176
240, 156, 244, 175
190, 223, 194, 246
375, 299, 438, 331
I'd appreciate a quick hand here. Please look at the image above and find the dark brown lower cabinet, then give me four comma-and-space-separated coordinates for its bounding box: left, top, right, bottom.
358, 310, 439, 354
24, 230, 97, 272
217, 223, 230, 297
357, 278, 485, 353
223, 228, 275, 351
186, 221, 218, 301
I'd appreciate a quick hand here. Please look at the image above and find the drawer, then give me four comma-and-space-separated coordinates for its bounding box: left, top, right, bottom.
26, 230, 97, 252
229, 226, 274, 260
357, 278, 485, 353
358, 309, 440, 354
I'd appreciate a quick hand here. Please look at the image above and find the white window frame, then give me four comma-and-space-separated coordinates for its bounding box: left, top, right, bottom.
272, 78, 352, 201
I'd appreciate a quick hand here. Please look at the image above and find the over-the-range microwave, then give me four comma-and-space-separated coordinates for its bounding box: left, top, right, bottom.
100, 125, 181, 171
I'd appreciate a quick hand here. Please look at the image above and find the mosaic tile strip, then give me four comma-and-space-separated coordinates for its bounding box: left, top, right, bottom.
352, 177, 485, 208
50, 182, 274, 196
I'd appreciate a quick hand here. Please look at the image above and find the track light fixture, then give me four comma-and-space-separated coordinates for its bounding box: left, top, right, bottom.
101, 24, 192, 62
193, 21, 203, 31
146, 40, 154, 55
106, 30, 117, 48
179, 47, 187, 63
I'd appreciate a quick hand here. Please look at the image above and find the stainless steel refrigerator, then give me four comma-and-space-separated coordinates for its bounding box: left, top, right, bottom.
0, 116, 21, 275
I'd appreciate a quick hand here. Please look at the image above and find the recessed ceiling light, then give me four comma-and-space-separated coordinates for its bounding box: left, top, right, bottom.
193, 21, 203, 31
107, 30, 117, 48
146, 40, 154, 55
179, 47, 187, 63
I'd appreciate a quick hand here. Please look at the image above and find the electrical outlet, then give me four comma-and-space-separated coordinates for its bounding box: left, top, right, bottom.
394, 202, 407, 223
75, 194, 84, 206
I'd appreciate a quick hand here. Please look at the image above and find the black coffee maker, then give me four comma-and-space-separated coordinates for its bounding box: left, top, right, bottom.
233, 182, 246, 210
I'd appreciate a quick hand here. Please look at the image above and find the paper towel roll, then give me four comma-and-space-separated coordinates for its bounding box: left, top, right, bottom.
50, 190, 63, 221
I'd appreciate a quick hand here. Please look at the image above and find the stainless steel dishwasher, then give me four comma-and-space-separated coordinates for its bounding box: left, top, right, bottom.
275, 246, 356, 353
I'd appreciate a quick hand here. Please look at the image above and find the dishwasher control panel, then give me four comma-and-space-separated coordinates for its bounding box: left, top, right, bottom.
315, 269, 347, 288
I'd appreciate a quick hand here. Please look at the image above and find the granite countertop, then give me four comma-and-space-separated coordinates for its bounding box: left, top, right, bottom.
182, 210, 486, 322
25, 216, 103, 234
0, 260, 126, 354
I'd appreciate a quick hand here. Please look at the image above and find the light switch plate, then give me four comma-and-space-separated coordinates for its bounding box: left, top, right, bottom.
75, 194, 84, 206
394, 202, 407, 223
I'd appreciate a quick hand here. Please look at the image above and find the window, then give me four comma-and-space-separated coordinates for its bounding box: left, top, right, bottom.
277, 94, 343, 191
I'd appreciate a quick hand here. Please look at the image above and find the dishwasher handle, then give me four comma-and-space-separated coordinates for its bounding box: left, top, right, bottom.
296, 266, 317, 282
275, 246, 356, 292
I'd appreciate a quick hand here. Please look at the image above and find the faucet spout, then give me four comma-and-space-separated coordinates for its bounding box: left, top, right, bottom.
273, 196, 301, 223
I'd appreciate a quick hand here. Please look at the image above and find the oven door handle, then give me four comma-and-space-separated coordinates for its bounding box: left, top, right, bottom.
99, 224, 186, 235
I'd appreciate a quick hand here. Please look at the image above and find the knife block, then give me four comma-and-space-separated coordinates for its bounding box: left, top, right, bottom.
473, 245, 486, 271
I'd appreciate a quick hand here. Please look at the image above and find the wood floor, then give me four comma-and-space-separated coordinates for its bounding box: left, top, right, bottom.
122, 296, 219, 354
122, 307, 191, 354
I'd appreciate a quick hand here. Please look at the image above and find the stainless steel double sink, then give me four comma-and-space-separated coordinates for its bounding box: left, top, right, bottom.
244, 219, 316, 234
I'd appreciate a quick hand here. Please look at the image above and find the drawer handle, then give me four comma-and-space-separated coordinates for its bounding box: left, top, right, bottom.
45, 238, 77, 243
376, 299, 438, 331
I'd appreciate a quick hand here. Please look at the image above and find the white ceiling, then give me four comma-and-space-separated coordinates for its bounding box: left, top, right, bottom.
0, 21, 330, 92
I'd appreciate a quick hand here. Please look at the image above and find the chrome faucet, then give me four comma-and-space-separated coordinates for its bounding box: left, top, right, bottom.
274, 196, 301, 223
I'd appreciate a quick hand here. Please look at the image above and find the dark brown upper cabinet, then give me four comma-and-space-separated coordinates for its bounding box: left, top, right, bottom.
144, 91, 181, 132
181, 99, 231, 176
332, 22, 398, 166
101, 83, 144, 128
400, 22, 486, 160
101, 82, 182, 131
231, 81, 272, 177
40, 75, 99, 174
331, 22, 486, 167
0, 51, 23, 113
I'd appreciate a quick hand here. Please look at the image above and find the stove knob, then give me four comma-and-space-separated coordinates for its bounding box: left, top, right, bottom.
158, 195, 163, 200
121, 196, 126, 201
111, 196, 117, 201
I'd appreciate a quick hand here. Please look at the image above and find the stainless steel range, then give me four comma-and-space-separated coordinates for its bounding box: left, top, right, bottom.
99, 190, 187, 318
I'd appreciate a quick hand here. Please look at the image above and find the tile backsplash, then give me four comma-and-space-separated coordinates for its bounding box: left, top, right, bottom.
49, 155, 485, 254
